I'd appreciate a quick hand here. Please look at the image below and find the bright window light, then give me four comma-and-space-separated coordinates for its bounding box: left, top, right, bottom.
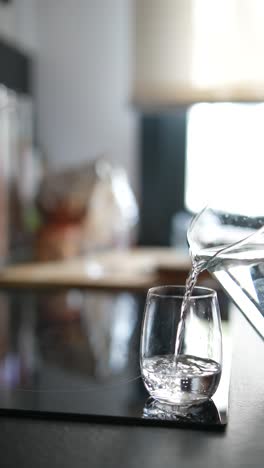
185, 103, 264, 216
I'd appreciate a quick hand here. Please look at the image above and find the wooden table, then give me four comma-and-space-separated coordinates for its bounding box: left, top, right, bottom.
0, 247, 198, 291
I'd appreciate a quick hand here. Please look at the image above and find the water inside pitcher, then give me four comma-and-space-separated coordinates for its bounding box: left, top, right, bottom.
187, 206, 264, 338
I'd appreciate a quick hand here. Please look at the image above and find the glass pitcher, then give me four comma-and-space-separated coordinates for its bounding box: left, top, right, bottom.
187, 205, 264, 338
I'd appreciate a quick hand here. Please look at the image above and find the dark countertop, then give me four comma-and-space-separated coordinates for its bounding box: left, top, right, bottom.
0, 290, 263, 468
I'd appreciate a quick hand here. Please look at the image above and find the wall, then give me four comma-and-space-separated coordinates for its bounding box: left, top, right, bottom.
0, 0, 37, 53
139, 113, 186, 245
35, 0, 138, 192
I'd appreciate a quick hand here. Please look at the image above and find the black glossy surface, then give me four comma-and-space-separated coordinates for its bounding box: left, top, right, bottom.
0, 303, 263, 468
0, 289, 230, 429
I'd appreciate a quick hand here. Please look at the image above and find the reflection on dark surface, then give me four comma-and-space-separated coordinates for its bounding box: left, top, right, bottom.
0, 289, 229, 428
37, 291, 139, 380
143, 398, 221, 425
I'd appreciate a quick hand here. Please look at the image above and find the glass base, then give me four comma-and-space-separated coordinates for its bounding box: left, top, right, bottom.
143, 397, 221, 424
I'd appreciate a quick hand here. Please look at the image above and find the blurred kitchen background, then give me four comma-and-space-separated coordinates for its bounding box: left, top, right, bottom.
0, 0, 259, 402
0, 0, 264, 264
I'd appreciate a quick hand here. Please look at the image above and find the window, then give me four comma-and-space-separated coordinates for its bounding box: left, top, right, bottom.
185, 103, 264, 216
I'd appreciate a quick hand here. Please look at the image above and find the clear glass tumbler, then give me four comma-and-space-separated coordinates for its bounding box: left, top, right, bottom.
140, 286, 222, 407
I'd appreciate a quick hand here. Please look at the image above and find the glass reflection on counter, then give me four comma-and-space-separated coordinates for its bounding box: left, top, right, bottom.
0, 293, 37, 389
0, 289, 140, 391
143, 397, 221, 425
81, 293, 137, 377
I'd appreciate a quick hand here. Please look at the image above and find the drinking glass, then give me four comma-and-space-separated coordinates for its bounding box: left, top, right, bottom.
140, 286, 222, 407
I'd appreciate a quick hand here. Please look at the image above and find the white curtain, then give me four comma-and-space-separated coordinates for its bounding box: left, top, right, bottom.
133, 0, 264, 106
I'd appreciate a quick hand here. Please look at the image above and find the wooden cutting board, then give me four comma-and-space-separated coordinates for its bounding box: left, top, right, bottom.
0, 247, 193, 291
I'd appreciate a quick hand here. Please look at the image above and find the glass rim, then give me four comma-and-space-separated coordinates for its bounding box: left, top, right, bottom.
147, 285, 217, 299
